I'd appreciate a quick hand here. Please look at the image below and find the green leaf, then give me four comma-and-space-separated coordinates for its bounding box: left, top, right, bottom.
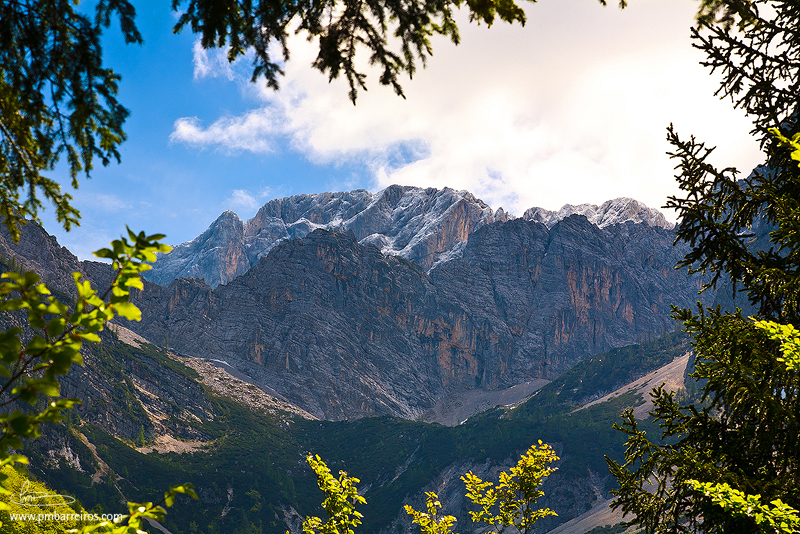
93, 247, 114, 259
24, 335, 48, 353
24, 377, 60, 397
114, 301, 142, 321
77, 332, 101, 343
46, 317, 66, 338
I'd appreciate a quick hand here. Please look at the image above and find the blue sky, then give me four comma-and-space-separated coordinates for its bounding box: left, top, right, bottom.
40, 0, 764, 259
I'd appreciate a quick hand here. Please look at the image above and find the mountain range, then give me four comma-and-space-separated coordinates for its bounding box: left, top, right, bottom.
118, 188, 703, 421
0, 186, 719, 534
144, 187, 673, 289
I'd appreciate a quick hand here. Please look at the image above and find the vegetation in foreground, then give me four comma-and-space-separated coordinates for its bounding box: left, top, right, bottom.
606, 0, 800, 532
2, 307, 688, 533
3, 1, 800, 534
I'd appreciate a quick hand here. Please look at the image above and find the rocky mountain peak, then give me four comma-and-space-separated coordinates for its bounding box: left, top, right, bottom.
145, 188, 674, 289
523, 197, 673, 230
145, 209, 248, 288
126, 213, 710, 421
147, 185, 498, 288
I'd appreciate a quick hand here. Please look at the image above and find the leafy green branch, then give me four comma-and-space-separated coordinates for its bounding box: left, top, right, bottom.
300, 454, 367, 534
403, 442, 558, 534
769, 128, 800, 169
461, 441, 557, 534
0, 228, 172, 528
685, 320, 800, 534
0, 0, 142, 239
753, 320, 800, 371
405, 492, 458, 534
686, 480, 799, 534
75, 484, 198, 534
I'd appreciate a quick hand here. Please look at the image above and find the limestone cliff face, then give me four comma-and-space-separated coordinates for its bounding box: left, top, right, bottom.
0, 222, 307, 445
132, 230, 445, 420
57, 329, 219, 442
147, 186, 500, 288
0, 202, 709, 423
146, 190, 677, 290
127, 215, 708, 420
145, 209, 250, 288
432, 216, 706, 380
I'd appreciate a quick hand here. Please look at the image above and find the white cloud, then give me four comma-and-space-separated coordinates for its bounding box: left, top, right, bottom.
170, 110, 280, 153
172, 0, 764, 219
223, 187, 273, 216
192, 40, 237, 80
192, 40, 212, 79
226, 189, 259, 210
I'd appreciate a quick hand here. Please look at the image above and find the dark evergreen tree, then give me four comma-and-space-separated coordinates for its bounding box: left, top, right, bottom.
607, 1, 800, 533
0, 0, 141, 239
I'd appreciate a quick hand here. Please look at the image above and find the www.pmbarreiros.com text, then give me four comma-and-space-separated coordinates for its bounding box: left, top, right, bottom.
9, 512, 125, 523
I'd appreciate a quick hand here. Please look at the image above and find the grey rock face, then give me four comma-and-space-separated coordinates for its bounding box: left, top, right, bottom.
0, 222, 304, 444
131, 230, 445, 420
431, 215, 705, 380
146, 186, 500, 288
0, 198, 707, 423
146, 190, 675, 290
127, 215, 709, 420
145, 209, 250, 288
0, 222, 85, 296
58, 330, 219, 442
523, 197, 674, 230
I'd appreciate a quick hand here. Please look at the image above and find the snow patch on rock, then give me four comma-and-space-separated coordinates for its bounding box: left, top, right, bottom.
523, 197, 673, 230
147, 189, 672, 289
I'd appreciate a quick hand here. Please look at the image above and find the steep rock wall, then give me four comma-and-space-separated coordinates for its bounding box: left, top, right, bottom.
127, 215, 709, 420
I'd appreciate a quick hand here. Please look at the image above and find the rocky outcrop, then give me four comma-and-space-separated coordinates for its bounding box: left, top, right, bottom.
126, 214, 708, 420
0, 221, 311, 444
523, 197, 673, 230
144, 209, 250, 288
146, 191, 676, 290
0, 194, 709, 423
0, 221, 85, 296
146, 186, 500, 288
56, 328, 220, 442
431, 216, 703, 380
131, 230, 445, 420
